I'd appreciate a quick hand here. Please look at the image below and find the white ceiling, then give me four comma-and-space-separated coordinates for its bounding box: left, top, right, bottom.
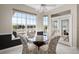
26, 4, 63, 12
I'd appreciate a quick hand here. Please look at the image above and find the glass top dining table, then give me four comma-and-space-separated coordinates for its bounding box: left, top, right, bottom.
27, 35, 48, 49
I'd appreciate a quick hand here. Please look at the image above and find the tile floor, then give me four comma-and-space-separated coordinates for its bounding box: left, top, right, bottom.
0, 43, 79, 54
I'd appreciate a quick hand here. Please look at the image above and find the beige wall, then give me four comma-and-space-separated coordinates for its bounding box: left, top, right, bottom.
48, 4, 77, 48
77, 5, 79, 48
0, 5, 12, 35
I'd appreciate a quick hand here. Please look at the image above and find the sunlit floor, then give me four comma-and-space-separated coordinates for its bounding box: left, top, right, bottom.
0, 43, 79, 54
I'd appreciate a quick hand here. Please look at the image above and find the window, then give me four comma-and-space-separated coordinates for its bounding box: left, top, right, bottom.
12, 12, 26, 29
26, 14, 36, 28
43, 16, 48, 26
43, 16, 48, 41
12, 11, 36, 30
43, 16, 48, 31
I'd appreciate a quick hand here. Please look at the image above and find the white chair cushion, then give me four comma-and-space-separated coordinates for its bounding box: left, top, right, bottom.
12, 34, 20, 40
12, 34, 15, 39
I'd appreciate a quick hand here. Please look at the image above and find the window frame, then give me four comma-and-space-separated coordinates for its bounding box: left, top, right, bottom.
12, 10, 37, 30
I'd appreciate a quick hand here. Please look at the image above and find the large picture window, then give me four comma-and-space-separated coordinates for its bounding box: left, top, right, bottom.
12, 10, 36, 31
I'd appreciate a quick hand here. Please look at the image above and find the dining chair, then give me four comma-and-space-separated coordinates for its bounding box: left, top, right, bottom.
39, 33, 60, 54
27, 30, 36, 38
18, 34, 38, 54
